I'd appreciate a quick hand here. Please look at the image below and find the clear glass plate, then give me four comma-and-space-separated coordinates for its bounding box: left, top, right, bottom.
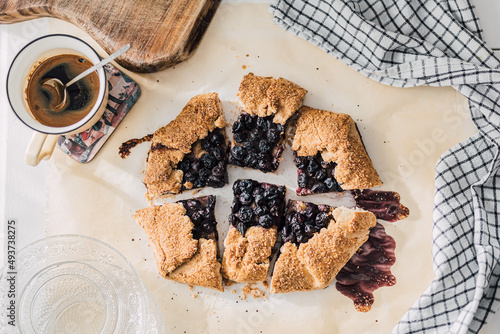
0, 234, 164, 334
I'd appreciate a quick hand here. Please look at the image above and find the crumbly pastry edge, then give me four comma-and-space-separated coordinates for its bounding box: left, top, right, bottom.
270, 206, 376, 293
291, 106, 383, 190
221, 225, 278, 283
236, 72, 307, 125
143, 92, 226, 201
134, 202, 224, 291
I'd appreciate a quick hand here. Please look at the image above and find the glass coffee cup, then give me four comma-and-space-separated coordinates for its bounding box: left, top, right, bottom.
6, 34, 108, 166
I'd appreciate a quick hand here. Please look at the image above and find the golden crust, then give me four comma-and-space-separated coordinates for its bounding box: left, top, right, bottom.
221, 226, 277, 283
237, 73, 307, 125
270, 207, 376, 293
143, 92, 225, 200
169, 238, 223, 291
291, 106, 382, 190
134, 204, 198, 276
134, 203, 223, 291
269, 243, 316, 293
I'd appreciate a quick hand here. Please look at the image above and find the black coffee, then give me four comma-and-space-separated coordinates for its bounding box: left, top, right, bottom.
26, 54, 100, 127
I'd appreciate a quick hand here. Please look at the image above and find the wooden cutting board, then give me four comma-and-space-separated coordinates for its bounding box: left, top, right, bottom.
0, 0, 221, 73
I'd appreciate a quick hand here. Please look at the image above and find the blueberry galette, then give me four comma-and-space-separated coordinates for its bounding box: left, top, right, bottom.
270, 201, 376, 293
134, 195, 223, 291
221, 179, 286, 283
228, 73, 307, 173
143, 93, 228, 200
292, 106, 382, 195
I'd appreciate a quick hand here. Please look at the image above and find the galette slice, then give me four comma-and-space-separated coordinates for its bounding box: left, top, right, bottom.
134, 195, 223, 291
228, 73, 307, 173
292, 106, 382, 195
143, 92, 228, 200
221, 179, 286, 283
270, 201, 376, 293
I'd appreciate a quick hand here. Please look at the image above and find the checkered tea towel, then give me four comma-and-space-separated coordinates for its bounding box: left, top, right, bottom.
270, 0, 500, 333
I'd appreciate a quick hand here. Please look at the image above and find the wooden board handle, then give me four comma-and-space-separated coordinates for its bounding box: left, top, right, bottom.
0, 0, 221, 73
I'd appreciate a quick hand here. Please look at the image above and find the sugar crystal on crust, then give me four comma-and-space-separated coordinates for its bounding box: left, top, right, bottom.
143, 92, 226, 200
270, 207, 376, 293
292, 106, 382, 190
134, 202, 223, 291
222, 226, 277, 283
237, 73, 307, 124
134, 203, 198, 276
169, 238, 223, 291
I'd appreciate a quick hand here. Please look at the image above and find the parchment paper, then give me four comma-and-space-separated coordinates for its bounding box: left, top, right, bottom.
44, 4, 479, 333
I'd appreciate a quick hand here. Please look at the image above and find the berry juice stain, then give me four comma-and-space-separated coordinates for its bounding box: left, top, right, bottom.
335, 222, 396, 312
352, 189, 410, 222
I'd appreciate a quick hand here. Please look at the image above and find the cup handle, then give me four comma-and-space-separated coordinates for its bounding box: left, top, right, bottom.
25, 132, 59, 166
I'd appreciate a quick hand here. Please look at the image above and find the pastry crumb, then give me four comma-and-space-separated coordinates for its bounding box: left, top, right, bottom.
192, 294, 198, 299
261, 281, 269, 289
242, 284, 266, 300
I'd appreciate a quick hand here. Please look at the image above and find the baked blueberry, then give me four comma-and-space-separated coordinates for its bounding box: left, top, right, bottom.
201, 153, 216, 169
207, 175, 225, 188
198, 168, 211, 180
307, 159, 319, 173
177, 160, 191, 172
280, 200, 334, 245
233, 132, 246, 143
297, 172, 308, 188
232, 121, 244, 133
175, 129, 230, 192
178, 195, 218, 241
228, 114, 289, 173
258, 214, 274, 228
210, 132, 224, 146
315, 170, 327, 181
238, 206, 254, 223
254, 205, 268, 217
227, 179, 286, 236
231, 146, 245, 161
311, 183, 325, 194
294, 152, 344, 196
258, 140, 272, 153
239, 192, 253, 206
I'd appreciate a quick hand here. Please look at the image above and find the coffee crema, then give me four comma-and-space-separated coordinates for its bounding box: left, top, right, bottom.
26, 54, 100, 127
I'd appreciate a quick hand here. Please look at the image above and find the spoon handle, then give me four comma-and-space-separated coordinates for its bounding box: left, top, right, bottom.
66, 44, 131, 88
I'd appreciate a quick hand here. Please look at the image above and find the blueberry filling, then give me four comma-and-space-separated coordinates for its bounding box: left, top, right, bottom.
281, 200, 333, 245
228, 179, 286, 236
228, 113, 286, 173
293, 152, 344, 195
178, 129, 229, 191
178, 195, 218, 241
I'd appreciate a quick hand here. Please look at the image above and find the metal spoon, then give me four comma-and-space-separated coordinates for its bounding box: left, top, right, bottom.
42, 44, 130, 110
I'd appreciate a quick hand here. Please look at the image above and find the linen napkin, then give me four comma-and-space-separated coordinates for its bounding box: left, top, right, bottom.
270, 0, 500, 333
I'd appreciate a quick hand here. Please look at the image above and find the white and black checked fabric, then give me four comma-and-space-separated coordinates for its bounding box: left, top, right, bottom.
270, 0, 500, 333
